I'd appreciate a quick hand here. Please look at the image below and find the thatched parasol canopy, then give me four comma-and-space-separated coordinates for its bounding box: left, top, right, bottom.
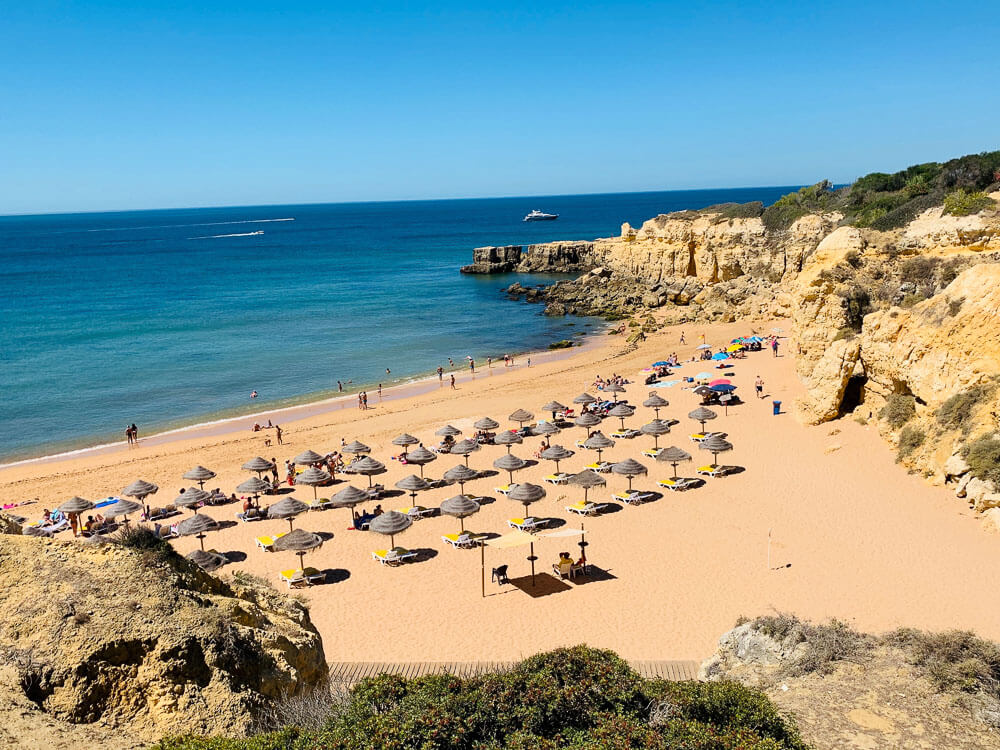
293, 449, 325, 465
183, 465, 217, 488
612, 457, 648, 490
573, 393, 597, 405
493, 453, 527, 484
186, 549, 226, 571
494, 430, 523, 453
236, 477, 271, 496
57, 496, 94, 515
242, 457, 275, 475
435, 425, 463, 437
440, 494, 481, 532
509, 408, 534, 425
656, 445, 693, 479
103, 499, 143, 520
369, 510, 412, 546
473, 417, 500, 431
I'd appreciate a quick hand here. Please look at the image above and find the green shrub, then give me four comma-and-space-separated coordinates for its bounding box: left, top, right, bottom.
887, 629, 1000, 697
897, 426, 925, 461
879, 394, 916, 428
839, 285, 871, 331
548, 339, 574, 349
899, 292, 926, 309
962, 435, 1000, 487
703, 201, 765, 222
936, 382, 994, 432
899, 256, 938, 285
750, 615, 873, 677
943, 189, 994, 217
762, 181, 837, 232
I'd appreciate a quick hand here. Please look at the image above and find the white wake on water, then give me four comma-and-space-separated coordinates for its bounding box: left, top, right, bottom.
79, 218, 294, 233
189, 230, 265, 239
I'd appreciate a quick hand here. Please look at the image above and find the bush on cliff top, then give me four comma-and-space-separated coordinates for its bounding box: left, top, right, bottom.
936, 382, 996, 433
887, 629, 1000, 698
153, 646, 808, 750
879, 394, 916, 429
943, 189, 995, 217
897, 425, 925, 461
761, 181, 838, 232
962, 435, 1000, 488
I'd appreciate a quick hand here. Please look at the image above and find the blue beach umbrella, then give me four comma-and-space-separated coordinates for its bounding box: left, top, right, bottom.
710, 384, 737, 393
711, 352, 729, 361
652, 361, 669, 367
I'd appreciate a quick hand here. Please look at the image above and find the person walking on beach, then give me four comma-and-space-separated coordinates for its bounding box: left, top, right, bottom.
504, 354, 509, 367
131, 423, 138, 444
362, 392, 369, 409
755, 375, 764, 399
377, 383, 382, 399
487, 356, 492, 369
125, 425, 133, 446
527, 356, 531, 367
337, 380, 343, 392
450, 374, 456, 389
437, 366, 443, 382
772, 338, 779, 357
271, 460, 279, 483
275, 425, 283, 444
358, 393, 363, 410
679, 331, 686, 344
469, 358, 475, 373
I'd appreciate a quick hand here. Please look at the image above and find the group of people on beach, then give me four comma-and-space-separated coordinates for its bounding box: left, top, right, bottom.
124, 423, 139, 445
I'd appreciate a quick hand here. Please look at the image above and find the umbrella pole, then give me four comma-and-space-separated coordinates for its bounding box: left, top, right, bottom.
480, 541, 485, 598
460, 517, 465, 533
288, 518, 294, 532
464, 455, 470, 467
199, 534, 206, 552
529, 541, 536, 587
673, 462, 679, 480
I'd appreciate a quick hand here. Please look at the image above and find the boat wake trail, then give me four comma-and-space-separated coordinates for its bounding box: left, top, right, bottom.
189, 230, 265, 239
77, 218, 294, 233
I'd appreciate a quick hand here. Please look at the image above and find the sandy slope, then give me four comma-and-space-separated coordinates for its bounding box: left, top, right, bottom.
2, 320, 998, 663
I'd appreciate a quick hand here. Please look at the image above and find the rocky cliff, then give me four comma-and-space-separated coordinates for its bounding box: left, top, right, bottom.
0, 533, 327, 744
470, 193, 1000, 520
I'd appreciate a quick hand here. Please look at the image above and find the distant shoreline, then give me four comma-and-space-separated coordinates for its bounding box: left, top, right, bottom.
0, 330, 608, 469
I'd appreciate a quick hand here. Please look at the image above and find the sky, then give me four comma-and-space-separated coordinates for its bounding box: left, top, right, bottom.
2, 1, 998, 214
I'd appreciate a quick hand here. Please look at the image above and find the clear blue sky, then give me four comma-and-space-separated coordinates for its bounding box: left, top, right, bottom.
3, 0, 997, 214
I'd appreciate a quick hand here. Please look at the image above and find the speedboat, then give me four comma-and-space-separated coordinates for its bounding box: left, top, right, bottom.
523, 209, 558, 222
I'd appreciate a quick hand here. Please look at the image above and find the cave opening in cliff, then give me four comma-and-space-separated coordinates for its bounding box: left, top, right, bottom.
840, 375, 868, 416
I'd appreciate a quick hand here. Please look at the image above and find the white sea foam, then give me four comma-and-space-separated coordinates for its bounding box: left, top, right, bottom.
79, 218, 294, 233
189, 230, 265, 239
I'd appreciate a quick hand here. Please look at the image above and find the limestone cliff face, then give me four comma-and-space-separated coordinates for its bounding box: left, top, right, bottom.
0, 535, 326, 742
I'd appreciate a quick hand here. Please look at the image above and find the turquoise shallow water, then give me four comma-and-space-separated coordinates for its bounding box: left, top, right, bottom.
0, 187, 794, 461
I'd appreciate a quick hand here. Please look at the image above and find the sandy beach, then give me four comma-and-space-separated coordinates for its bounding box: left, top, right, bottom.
2, 319, 998, 663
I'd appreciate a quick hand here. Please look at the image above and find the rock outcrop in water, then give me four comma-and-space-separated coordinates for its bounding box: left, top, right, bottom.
470, 190, 1000, 521
0, 533, 326, 744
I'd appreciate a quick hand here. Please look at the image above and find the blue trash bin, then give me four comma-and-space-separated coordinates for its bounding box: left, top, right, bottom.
772, 400, 781, 415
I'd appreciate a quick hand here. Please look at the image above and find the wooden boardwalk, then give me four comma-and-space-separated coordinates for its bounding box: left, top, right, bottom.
327, 660, 700, 685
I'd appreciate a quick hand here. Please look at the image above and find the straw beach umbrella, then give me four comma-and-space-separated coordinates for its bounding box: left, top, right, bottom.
656, 446, 693, 479
640, 419, 671, 450
450, 438, 480, 467
507, 482, 546, 517
494, 453, 527, 484
532, 421, 561, 438
474, 417, 500, 431
296, 467, 332, 501
574, 412, 601, 438
582, 431, 615, 460
440, 494, 481, 533
699, 435, 733, 469
177, 513, 219, 552
242, 457, 275, 477
174, 487, 210, 513
611, 458, 648, 491
568, 469, 606, 505
403, 445, 437, 478
183, 465, 216, 489
186, 548, 226, 572
573, 393, 597, 406
607, 402, 635, 430
443, 464, 479, 494
395, 474, 431, 509
541, 401, 566, 421
274, 528, 324, 575
268, 497, 310, 531
643, 393, 669, 417
57, 496, 94, 516
237, 476, 271, 499
509, 409, 534, 429
540, 444, 574, 473
494, 430, 523, 453
342, 440, 371, 456
436, 425, 462, 438
369, 510, 412, 547
392, 433, 420, 456
123, 479, 158, 517
688, 407, 718, 432
331, 485, 369, 524
104, 498, 143, 525
604, 382, 626, 402
293, 449, 325, 466
349, 456, 387, 488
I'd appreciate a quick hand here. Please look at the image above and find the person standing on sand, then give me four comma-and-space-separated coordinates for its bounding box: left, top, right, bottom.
338, 380, 343, 392
450, 374, 456, 389
358, 393, 363, 410
271, 460, 279, 483
275, 425, 283, 444
378, 384, 382, 399
772, 339, 779, 357
527, 356, 531, 367
469, 358, 475, 373
487, 356, 492, 369
363, 392, 369, 409
679, 331, 686, 344
755, 376, 764, 399
437, 366, 443, 382
131, 423, 138, 444
125, 425, 132, 445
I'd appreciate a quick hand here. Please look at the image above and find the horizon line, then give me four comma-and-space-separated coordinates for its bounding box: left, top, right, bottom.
0, 183, 811, 220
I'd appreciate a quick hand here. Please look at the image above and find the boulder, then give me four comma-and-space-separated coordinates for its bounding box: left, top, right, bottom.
943, 452, 970, 479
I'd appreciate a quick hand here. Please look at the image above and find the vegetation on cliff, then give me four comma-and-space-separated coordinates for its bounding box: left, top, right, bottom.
155, 646, 807, 750
759, 150, 1000, 232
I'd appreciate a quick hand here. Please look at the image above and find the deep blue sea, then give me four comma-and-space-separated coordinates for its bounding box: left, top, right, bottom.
0, 187, 795, 462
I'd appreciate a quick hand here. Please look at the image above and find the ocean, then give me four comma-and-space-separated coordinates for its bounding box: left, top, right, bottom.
0, 187, 795, 462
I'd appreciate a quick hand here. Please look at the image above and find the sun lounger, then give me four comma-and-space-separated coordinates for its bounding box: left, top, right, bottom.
398, 505, 436, 519
543, 473, 569, 485
236, 511, 266, 522
441, 532, 488, 549
279, 567, 326, 588
494, 484, 513, 495
371, 547, 418, 566
697, 465, 729, 477
148, 507, 179, 521
584, 461, 612, 473
309, 497, 332, 510
642, 448, 664, 459
575, 439, 588, 449
657, 478, 698, 491
552, 561, 584, 579
507, 517, 548, 532
565, 500, 607, 516
255, 531, 288, 551
689, 432, 722, 443
613, 491, 654, 505
610, 429, 639, 439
